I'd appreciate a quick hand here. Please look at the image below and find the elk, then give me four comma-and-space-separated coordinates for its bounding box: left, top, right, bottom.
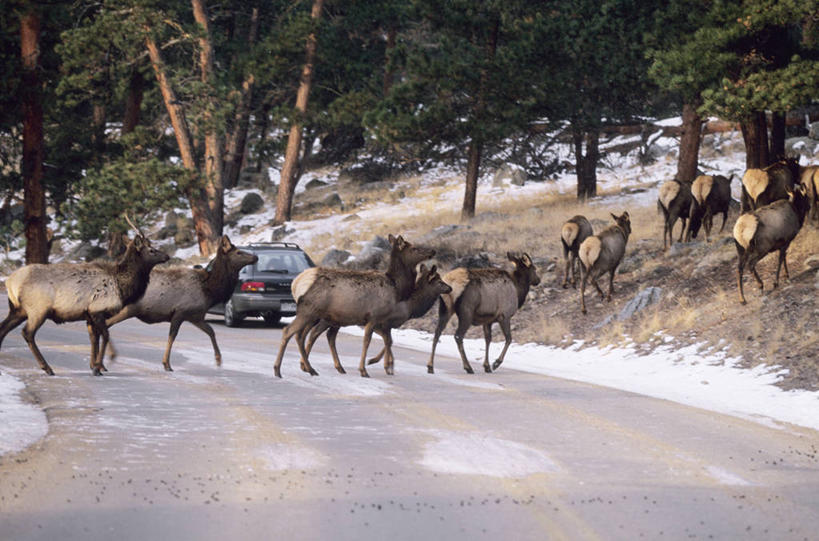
427, 252, 540, 375
733, 185, 810, 304
740, 158, 800, 212
104, 235, 257, 371
800, 165, 819, 223
560, 215, 593, 288
657, 178, 691, 250
0, 234, 168, 375
274, 235, 434, 378
685, 174, 733, 242
578, 212, 631, 315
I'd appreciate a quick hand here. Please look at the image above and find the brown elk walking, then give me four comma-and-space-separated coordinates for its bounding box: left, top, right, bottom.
427, 252, 540, 375
740, 158, 800, 212
104, 235, 257, 371
685, 174, 733, 243
0, 234, 168, 375
560, 215, 593, 288
578, 212, 631, 315
733, 185, 810, 304
274, 235, 434, 378
657, 178, 692, 251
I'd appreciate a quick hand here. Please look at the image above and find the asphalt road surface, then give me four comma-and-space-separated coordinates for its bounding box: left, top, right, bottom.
1, 313, 818, 541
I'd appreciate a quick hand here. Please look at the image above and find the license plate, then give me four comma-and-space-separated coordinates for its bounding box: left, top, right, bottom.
280, 302, 297, 312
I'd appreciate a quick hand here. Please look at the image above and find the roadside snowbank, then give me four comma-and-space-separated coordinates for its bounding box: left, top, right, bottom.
0, 372, 48, 456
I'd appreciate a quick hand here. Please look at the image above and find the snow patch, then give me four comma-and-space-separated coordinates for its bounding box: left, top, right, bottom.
0, 372, 48, 456
704, 465, 752, 486
256, 443, 324, 471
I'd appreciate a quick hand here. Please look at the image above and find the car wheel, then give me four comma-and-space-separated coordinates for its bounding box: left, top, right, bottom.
263, 313, 281, 326
224, 299, 243, 327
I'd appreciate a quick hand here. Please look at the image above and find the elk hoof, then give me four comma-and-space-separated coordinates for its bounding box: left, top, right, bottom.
215, 357, 222, 367
360, 370, 370, 378
427, 366, 434, 374
464, 366, 474, 375
99, 362, 108, 372
163, 364, 173, 372
44, 367, 55, 376
92, 368, 103, 377
309, 368, 319, 376
385, 367, 394, 376
336, 366, 346, 375
366, 357, 380, 365
492, 359, 502, 370
274, 368, 282, 378
484, 364, 492, 373
581, 308, 587, 315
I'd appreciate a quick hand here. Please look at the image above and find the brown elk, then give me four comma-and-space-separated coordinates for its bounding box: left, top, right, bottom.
740, 158, 800, 212
578, 212, 631, 314
685, 174, 733, 243
427, 252, 540, 374
560, 215, 593, 288
104, 235, 257, 371
733, 185, 810, 304
0, 235, 168, 375
274, 235, 434, 378
657, 179, 692, 250
800, 165, 819, 223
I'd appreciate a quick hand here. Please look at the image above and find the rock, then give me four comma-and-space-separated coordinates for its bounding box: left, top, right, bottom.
322, 193, 343, 209
492, 164, 527, 187
321, 248, 351, 267
804, 254, 819, 271
164, 211, 179, 227
270, 225, 294, 241
470, 211, 507, 224
305, 178, 328, 190
454, 252, 491, 268
421, 224, 461, 242
239, 225, 253, 234
240, 192, 265, 214
809, 121, 819, 140
691, 246, 736, 278
618, 255, 645, 274
157, 223, 177, 240
785, 136, 819, 159
339, 163, 392, 184
70, 242, 107, 262
343, 214, 361, 222
650, 265, 674, 279
596, 287, 663, 329
174, 228, 195, 247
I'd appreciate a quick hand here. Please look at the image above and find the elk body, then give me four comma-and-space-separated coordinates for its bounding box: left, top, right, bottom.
0, 235, 168, 375
740, 158, 800, 212
657, 179, 691, 251
578, 212, 631, 315
685, 174, 733, 242
104, 236, 257, 371
560, 215, 593, 288
733, 186, 810, 304
800, 165, 819, 223
275, 235, 434, 378
427, 252, 540, 375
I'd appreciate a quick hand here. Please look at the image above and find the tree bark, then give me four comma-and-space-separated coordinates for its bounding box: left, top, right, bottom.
676, 102, 702, 183
274, 0, 324, 225
192, 0, 224, 239
223, 7, 259, 189
20, 11, 48, 264
574, 128, 599, 200
122, 71, 144, 134
740, 112, 769, 169
145, 34, 217, 256
770, 111, 786, 162
461, 141, 481, 221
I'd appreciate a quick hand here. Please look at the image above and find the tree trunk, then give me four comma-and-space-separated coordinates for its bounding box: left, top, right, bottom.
122, 71, 144, 134
740, 112, 769, 169
92, 103, 106, 155
20, 11, 48, 264
770, 111, 786, 162
574, 128, 599, 200
255, 100, 272, 172
274, 0, 324, 225
676, 102, 702, 183
461, 141, 481, 221
145, 34, 217, 256
192, 0, 224, 239
223, 7, 259, 189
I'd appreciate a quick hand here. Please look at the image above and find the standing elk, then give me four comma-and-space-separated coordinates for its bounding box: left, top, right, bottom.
657, 178, 692, 251
685, 174, 733, 242
0, 234, 168, 375
800, 165, 819, 223
578, 212, 631, 315
427, 252, 540, 375
733, 185, 810, 304
740, 158, 800, 212
560, 215, 593, 288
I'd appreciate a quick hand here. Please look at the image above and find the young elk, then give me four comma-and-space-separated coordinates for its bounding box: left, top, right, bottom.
0, 235, 168, 375
275, 235, 434, 378
657, 178, 692, 251
685, 174, 733, 242
733, 185, 810, 304
740, 158, 800, 212
104, 235, 257, 371
427, 252, 540, 375
578, 212, 631, 315
560, 215, 593, 288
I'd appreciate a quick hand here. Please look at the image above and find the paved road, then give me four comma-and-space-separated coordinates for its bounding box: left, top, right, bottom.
0, 314, 818, 541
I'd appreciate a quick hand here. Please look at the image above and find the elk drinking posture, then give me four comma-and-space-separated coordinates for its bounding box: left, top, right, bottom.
685, 174, 733, 242
578, 212, 631, 315
104, 235, 257, 371
740, 158, 800, 212
733, 185, 810, 304
657, 179, 691, 250
427, 252, 540, 375
560, 215, 593, 288
0, 235, 168, 375
275, 235, 434, 378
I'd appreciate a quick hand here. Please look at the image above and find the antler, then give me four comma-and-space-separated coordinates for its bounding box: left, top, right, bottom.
124, 214, 145, 237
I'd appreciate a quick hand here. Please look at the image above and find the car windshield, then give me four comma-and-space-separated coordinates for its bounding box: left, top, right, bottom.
255, 252, 311, 274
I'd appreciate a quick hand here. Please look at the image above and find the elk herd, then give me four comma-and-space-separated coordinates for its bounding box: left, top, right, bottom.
0, 157, 817, 380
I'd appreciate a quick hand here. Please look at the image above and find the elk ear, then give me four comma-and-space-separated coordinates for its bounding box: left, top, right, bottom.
396, 235, 407, 249
388, 234, 396, 245
506, 251, 516, 262
521, 253, 532, 267
429, 264, 437, 275
220, 235, 232, 251
610, 213, 618, 221
133, 235, 145, 249
418, 263, 427, 274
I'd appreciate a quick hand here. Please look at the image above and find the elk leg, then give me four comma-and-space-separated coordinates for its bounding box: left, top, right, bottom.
580, 265, 589, 315
561, 247, 571, 288
192, 320, 221, 366
95, 322, 111, 375
305, 320, 330, 357
325, 327, 346, 374
750, 260, 764, 292
21, 317, 54, 375
87, 315, 108, 374
0, 308, 26, 350
87, 321, 99, 372
592, 276, 605, 298
274, 316, 310, 378
380, 329, 394, 375
677, 217, 686, 243
454, 315, 474, 374
358, 322, 375, 378
492, 317, 513, 371
571, 254, 579, 288
161, 318, 184, 372
294, 319, 319, 376
367, 346, 386, 365
737, 252, 748, 304
774, 247, 789, 287
482, 323, 492, 373
428, 300, 453, 374
606, 269, 616, 302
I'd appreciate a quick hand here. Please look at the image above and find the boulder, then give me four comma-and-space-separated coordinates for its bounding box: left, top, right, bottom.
240, 192, 265, 214
304, 178, 328, 191
691, 246, 736, 278
322, 193, 344, 209
809, 121, 819, 140
492, 164, 526, 187
804, 254, 819, 271
270, 225, 294, 241
454, 252, 492, 269
321, 248, 351, 268
595, 287, 663, 329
